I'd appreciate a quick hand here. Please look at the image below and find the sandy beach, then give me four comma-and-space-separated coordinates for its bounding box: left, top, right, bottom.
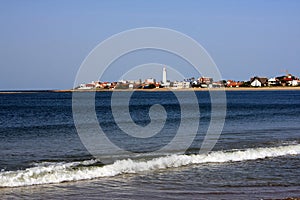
28, 86, 300, 92
1, 86, 300, 94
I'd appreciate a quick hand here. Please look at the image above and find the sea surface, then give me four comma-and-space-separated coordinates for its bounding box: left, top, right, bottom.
0, 90, 299, 199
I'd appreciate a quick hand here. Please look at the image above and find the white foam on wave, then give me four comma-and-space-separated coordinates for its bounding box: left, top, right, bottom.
1, 144, 299, 187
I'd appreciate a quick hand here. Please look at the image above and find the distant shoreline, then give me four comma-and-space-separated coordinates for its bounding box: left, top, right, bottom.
1, 86, 300, 94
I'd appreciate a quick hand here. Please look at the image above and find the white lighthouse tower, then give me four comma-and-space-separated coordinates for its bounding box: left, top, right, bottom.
162, 67, 167, 84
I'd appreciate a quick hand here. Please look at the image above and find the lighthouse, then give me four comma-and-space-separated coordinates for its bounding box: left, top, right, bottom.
162, 67, 167, 84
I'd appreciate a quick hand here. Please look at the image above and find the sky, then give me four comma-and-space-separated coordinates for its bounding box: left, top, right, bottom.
0, 0, 300, 90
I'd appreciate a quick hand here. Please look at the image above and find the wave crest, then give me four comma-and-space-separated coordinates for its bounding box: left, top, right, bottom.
1, 144, 299, 187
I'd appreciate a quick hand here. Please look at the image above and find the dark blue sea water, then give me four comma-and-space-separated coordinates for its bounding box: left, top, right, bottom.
0, 90, 299, 199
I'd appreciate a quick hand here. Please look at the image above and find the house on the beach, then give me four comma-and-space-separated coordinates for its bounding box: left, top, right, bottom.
226, 80, 243, 87
276, 74, 297, 86
78, 83, 95, 89
292, 80, 300, 86
198, 77, 213, 88
172, 81, 191, 89
250, 77, 268, 87
268, 78, 281, 86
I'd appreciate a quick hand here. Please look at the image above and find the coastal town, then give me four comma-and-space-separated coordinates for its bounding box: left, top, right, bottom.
76, 68, 300, 90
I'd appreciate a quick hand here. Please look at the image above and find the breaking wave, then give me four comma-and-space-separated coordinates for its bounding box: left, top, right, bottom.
1, 144, 299, 188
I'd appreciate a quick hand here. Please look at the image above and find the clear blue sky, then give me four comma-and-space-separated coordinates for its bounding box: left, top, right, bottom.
1, 0, 300, 90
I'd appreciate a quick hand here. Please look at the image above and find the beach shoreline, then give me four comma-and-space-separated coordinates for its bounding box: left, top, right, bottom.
1, 86, 300, 94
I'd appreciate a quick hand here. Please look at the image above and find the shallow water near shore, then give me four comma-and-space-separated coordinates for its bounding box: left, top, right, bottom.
0, 90, 299, 199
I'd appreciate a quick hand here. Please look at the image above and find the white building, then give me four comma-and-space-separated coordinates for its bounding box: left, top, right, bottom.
129, 84, 134, 89
251, 79, 262, 87
172, 81, 191, 89
292, 80, 300, 86
268, 78, 280, 86
250, 77, 268, 87
78, 83, 95, 90
145, 78, 156, 84
162, 67, 167, 84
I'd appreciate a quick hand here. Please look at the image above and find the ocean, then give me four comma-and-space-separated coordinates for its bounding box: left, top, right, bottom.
0, 90, 299, 199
